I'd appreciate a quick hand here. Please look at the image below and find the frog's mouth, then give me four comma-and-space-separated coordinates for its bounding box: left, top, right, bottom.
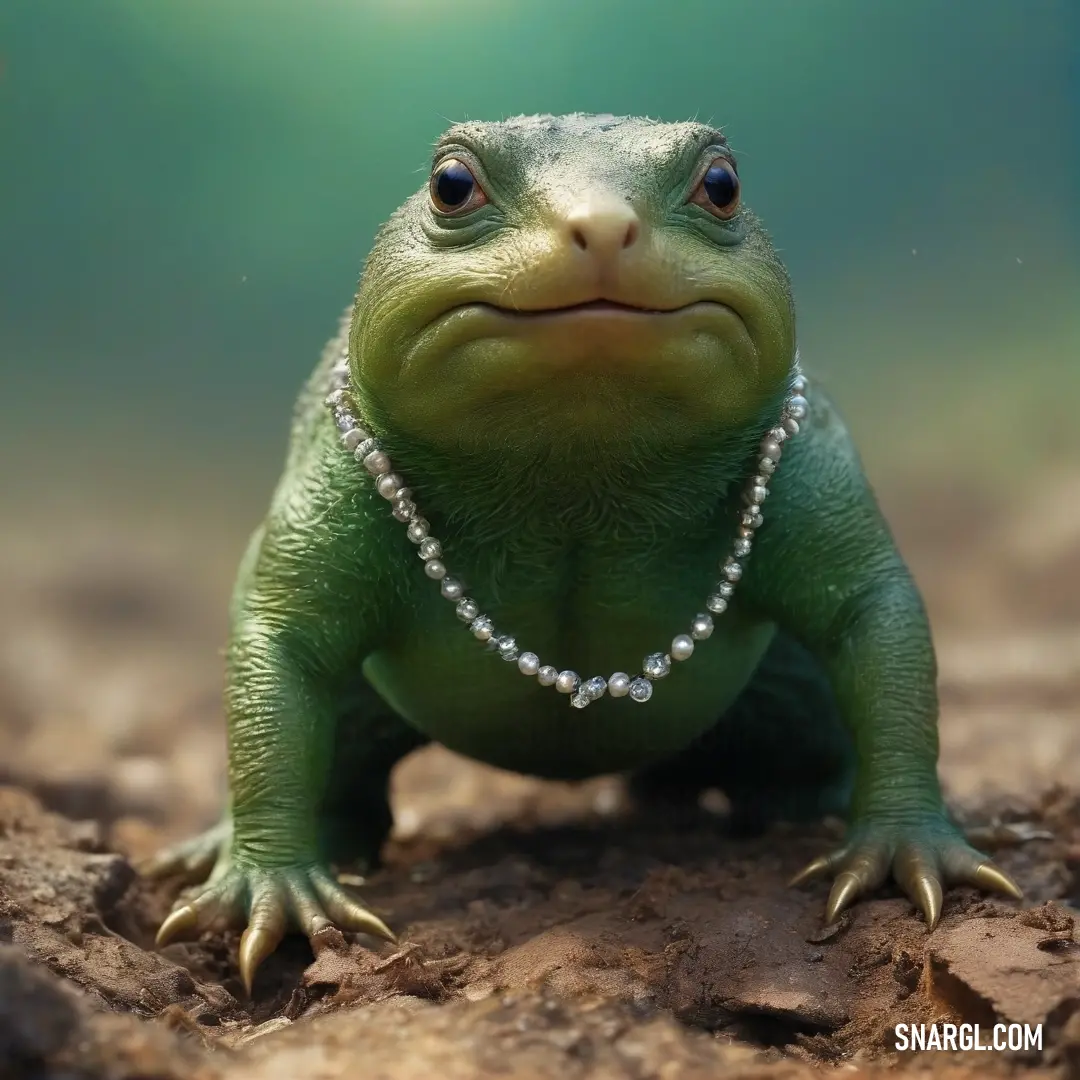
465, 297, 741, 322
487, 298, 690, 316
412, 296, 750, 370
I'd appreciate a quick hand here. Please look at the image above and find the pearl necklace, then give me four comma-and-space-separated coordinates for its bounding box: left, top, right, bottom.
325, 346, 807, 709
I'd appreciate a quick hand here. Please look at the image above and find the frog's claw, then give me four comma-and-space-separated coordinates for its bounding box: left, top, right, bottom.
155, 867, 243, 947
894, 846, 943, 930
825, 870, 873, 924
311, 872, 396, 942
239, 925, 285, 997
972, 861, 1024, 900
791, 819, 1023, 929
823, 846, 889, 924
238, 878, 290, 994
156, 904, 199, 947
788, 851, 843, 888
155, 861, 396, 995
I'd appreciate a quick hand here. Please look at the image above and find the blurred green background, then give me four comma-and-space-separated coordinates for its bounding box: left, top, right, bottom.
1, 0, 1077, 525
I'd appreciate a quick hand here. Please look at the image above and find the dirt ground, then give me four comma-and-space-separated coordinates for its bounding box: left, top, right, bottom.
1, 463, 1079, 1079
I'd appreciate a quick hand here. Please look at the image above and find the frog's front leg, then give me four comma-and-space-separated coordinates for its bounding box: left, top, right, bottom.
783, 575, 1022, 927
743, 389, 1021, 929
154, 616, 399, 993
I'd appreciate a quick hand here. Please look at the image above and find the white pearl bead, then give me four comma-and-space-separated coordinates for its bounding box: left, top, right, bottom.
518, 652, 540, 676
537, 666, 558, 686
671, 634, 694, 661
691, 614, 714, 640
424, 559, 447, 580
555, 671, 580, 694
377, 473, 402, 499
363, 450, 391, 476
440, 577, 463, 600
608, 673, 631, 697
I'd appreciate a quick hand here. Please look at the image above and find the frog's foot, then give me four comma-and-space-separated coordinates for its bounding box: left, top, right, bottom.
790, 817, 1023, 929
155, 861, 397, 994
138, 819, 232, 884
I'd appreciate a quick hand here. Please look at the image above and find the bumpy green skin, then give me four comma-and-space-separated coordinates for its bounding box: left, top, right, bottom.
153, 114, 1008, 964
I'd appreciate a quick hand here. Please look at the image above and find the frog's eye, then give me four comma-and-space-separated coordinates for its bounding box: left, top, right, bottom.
429, 158, 488, 215
689, 158, 740, 219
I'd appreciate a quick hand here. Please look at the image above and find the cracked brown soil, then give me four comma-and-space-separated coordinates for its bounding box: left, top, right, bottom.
1, 466, 1078, 1079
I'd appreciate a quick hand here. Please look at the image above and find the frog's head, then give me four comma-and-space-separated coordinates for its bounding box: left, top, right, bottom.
351, 114, 796, 452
